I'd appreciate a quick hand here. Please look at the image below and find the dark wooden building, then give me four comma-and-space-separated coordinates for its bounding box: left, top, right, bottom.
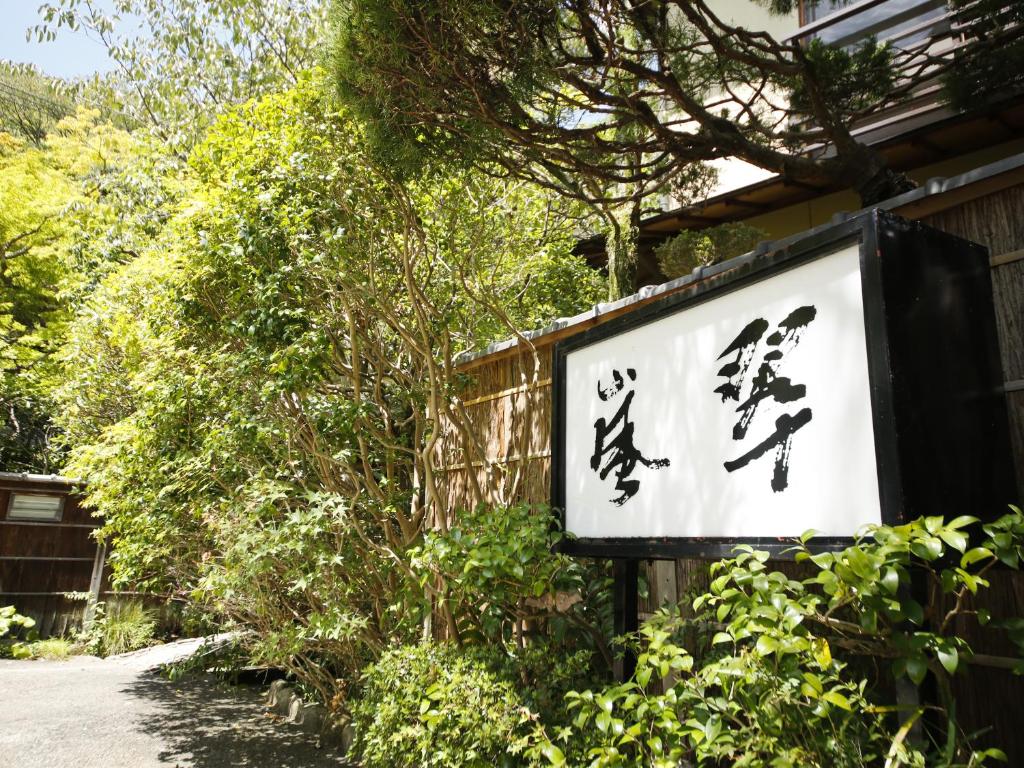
0, 472, 104, 638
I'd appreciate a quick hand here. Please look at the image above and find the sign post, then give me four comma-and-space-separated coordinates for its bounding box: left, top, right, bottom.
611, 559, 639, 681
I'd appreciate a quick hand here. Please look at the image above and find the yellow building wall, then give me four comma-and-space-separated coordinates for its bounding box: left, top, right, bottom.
740, 137, 1024, 241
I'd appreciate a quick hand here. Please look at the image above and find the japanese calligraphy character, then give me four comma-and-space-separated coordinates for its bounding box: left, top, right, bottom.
591, 368, 670, 506
715, 306, 817, 492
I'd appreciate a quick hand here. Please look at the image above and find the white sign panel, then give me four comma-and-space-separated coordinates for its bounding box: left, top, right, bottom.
562, 242, 882, 540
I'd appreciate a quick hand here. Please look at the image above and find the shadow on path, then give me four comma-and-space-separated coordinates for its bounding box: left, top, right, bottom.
122, 672, 352, 767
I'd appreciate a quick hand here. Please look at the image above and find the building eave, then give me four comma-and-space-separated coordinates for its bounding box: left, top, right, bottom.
0, 471, 81, 487
458, 148, 1024, 371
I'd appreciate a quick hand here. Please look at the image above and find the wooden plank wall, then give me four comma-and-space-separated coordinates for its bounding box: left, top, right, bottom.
442, 182, 1024, 758
0, 478, 100, 638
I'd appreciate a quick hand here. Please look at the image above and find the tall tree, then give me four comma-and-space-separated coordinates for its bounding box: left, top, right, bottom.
35, 0, 327, 151
329, 0, 1023, 294
0, 110, 147, 471
0, 62, 75, 147
54, 77, 607, 691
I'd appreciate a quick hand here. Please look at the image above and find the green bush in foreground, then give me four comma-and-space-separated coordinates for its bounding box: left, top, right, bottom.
348, 509, 1024, 767
352, 642, 539, 768
528, 508, 1024, 767
0, 605, 38, 658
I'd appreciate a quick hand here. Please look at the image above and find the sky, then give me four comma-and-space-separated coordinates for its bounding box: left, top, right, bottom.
0, 0, 121, 79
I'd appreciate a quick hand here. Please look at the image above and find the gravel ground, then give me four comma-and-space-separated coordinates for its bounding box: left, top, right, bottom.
0, 637, 351, 768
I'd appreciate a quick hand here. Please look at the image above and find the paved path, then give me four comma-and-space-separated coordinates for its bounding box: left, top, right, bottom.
0, 638, 351, 768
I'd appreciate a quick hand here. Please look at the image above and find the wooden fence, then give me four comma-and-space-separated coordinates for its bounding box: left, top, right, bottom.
440, 178, 1024, 759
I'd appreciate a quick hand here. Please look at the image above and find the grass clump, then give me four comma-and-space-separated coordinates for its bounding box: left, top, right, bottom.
24, 637, 76, 660
82, 600, 157, 656
6, 637, 78, 660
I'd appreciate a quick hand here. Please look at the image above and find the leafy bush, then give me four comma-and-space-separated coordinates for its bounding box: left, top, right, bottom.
412, 504, 612, 656
81, 600, 157, 656
0, 606, 38, 658
0, 605, 35, 638
352, 642, 541, 768
530, 509, 1024, 767
654, 222, 767, 278
56, 78, 607, 708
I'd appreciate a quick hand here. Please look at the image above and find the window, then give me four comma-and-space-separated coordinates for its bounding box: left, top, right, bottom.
7, 493, 64, 522
801, 0, 948, 48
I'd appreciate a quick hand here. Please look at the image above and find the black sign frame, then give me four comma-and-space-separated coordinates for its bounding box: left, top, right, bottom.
551, 210, 1015, 560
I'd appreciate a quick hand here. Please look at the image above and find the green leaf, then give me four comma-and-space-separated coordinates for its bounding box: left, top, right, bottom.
936, 646, 959, 675
961, 547, 993, 568
901, 598, 925, 626
906, 656, 928, 685
809, 551, 834, 569
636, 666, 652, 688
911, 536, 943, 561
881, 567, 900, 594
540, 743, 566, 765
980, 748, 1007, 762
799, 528, 821, 544
812, 638, 832, 668
822, 690, 851, 710
938, 529, 967, 553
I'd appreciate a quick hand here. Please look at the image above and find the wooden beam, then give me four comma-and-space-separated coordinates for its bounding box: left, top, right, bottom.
460, 378, 552, 407
992, 248, 1024, 268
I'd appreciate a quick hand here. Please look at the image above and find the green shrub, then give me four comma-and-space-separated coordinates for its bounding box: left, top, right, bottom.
0, 605, 35, 638
654, 222, 767, 279
81, 600, 157, 656
0, 606, 38, 658
352, 642, 540, 768
411, 503, 614, 669
530, 508, 1024, 767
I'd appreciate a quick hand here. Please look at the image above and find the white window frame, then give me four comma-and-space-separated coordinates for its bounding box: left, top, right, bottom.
7, 493, 65, 522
